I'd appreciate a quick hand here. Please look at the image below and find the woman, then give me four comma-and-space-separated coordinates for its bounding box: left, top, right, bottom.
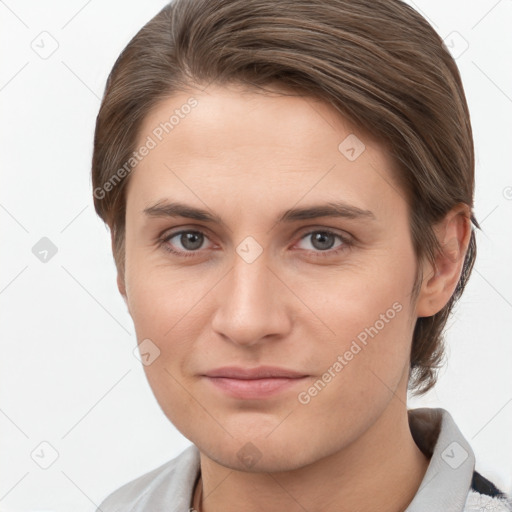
91, 0, 512, 510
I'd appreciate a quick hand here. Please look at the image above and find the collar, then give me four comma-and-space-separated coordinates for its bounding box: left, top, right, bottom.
103, 407, 475, 511
406, 407, 475, 512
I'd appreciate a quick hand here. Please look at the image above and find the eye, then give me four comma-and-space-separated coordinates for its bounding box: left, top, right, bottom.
158, 228, 352, 259
159, 230, 213, 257
295, 230, 351, 258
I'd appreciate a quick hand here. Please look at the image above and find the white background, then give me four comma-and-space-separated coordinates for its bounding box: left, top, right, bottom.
0, 0, 511, 510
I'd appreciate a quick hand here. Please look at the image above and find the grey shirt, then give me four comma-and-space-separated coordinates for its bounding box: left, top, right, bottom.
96, 408, 512, 512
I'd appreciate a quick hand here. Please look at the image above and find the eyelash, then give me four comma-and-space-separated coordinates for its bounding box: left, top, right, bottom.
157, 228, 353, 259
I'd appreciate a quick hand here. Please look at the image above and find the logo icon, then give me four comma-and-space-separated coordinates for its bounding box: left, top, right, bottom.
31, 31, 59, 60
133, 338, 161, 366
237, 442, 262, 469
338, 134, 366, 161
31, 441, 59, 469
32, 237, 58, 263
441, 441, 468, 469
236, 236, 263, 264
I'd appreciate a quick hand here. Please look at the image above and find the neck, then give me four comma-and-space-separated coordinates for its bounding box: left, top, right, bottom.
195, 399, 430, 512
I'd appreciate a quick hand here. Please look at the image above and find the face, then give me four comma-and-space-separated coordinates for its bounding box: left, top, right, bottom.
121, 83, 420, 472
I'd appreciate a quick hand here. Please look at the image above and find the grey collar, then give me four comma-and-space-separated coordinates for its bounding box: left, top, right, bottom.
406, 407, 475, 512
100, 407, 475, 511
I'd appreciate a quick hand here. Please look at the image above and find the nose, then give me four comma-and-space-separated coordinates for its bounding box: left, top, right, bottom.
210, 250, 292, 347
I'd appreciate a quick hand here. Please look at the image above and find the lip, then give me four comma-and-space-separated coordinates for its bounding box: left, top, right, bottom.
203, 366, 308, 379
202, 366, 309, 400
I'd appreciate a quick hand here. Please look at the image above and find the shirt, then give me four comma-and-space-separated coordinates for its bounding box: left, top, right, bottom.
96, 407, 512, 511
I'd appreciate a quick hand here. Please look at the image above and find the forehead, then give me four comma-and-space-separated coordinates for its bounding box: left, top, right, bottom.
136, 82, 383, 162
126, 83, 405, 222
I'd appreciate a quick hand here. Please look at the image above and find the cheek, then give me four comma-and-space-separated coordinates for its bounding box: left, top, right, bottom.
309, 298, 412, 399
126, 266, 215, 343
124, 261, 215, 410
298, 250, 417, 394
293, 290, 414, 445
297, 247, 415, 338
125, 266, 205, 431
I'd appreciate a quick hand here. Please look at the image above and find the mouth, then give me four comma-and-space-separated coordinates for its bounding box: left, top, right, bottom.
202, 366, 309, 400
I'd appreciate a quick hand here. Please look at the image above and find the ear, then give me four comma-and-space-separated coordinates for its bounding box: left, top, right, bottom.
117, 272, 127, 300
111, 230, 127, 301
415, 204, 472, 318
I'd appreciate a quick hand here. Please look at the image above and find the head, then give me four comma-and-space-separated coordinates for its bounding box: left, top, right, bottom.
92, 0, 478, 471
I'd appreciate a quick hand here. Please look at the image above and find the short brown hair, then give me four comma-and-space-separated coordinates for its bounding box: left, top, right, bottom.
92, 0, 479, 395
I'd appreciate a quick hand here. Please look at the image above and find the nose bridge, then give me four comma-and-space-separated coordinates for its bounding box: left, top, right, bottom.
211, 244, 289, 345
231, 246, 271, 302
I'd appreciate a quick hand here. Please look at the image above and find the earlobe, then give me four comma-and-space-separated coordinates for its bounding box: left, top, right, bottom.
415, 205, 472, 318
117, 272, 127, 300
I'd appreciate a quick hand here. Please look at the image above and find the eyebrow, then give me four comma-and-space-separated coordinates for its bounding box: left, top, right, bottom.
143, 200, 376, 225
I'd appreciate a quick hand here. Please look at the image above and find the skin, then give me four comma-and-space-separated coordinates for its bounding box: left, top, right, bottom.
117, 82, 471, 512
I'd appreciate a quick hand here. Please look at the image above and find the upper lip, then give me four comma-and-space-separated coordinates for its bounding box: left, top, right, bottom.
203, 366, 308, 379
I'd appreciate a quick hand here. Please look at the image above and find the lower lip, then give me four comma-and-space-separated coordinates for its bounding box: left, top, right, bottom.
204, 376, 308, 399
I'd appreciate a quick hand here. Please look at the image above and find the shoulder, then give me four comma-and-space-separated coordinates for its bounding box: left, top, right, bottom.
96, 444, 201, 512
464, 471, 512, 512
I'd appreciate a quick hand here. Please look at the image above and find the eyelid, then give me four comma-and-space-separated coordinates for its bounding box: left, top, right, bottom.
294, 225, 354, 242
159, 224, 353, 242
292, 229, 352, 256
158, 228, 216, 253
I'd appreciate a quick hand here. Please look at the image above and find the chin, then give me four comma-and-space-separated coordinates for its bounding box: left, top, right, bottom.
195, 429, 328, 474
205, 444, 313, 474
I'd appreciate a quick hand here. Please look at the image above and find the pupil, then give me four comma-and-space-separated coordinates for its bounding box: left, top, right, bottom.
313, 232, 334, 250
182, 232, 202, 250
